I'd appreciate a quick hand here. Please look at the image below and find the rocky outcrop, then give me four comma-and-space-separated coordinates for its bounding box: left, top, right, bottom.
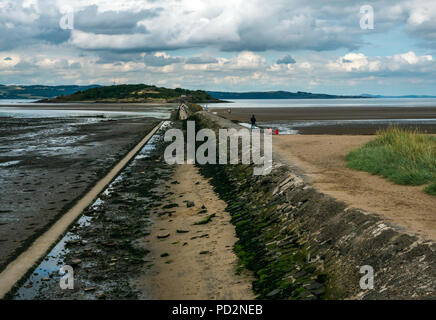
189, 108, 436, 300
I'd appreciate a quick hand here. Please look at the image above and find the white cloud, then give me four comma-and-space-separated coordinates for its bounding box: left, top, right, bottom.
228, 51, 266, 70
0, 54, 20, 68
328, 53, 381, 72
54, 0, 367, 52
328, 52, 433, 73
393, 51, 433, 65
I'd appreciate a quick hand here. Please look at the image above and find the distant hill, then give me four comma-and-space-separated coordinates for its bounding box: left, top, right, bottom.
361, 94, 436, 98
207, 90, 367, 100
0, 84, 100, 99
41, 84, 220, 103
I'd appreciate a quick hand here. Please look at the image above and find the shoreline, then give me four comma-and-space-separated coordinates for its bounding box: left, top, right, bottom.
212, 106, 436, 121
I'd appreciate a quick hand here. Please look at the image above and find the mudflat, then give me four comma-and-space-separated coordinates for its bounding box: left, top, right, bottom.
273, 135, 436, 240
213, 106, 436, 121
0, 116, 160, 272
212, 106, 436, 134
0, 103, 178, 112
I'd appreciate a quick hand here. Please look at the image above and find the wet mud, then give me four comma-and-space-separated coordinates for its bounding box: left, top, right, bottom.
0, 116, 160, 272
12, 122, 174, 299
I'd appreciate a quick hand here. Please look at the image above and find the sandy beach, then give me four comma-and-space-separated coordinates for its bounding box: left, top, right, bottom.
135, 164, 254, 300
273, 135, 436, 240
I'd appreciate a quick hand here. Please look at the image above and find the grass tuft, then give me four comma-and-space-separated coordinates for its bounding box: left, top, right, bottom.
424, 182, 436, 195
346, 126, 436, 195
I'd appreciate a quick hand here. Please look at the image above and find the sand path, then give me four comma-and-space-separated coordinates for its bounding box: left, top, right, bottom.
273, 135, 436, 241
135, 164, 255, 300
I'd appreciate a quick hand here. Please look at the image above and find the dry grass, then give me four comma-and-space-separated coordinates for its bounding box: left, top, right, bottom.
346, 127, 436, 195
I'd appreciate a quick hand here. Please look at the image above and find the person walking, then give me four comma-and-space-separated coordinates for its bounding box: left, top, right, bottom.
250, 114, 256, 130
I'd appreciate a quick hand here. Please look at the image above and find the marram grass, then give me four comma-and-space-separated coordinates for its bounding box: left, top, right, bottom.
346, 127, 436, 196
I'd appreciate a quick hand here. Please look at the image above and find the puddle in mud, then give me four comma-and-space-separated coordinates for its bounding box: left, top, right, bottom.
13, 215, 92, 299
13, 121, 171, 300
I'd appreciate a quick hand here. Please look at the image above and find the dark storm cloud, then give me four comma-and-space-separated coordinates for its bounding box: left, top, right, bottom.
143, 53, 183, 66
0, 2, 70, 51
185, 56, 218, 64
69, 62, 81, 69
95, 51, 143, 64
0, 2, 158, 51
34, 12, 72, 44
276, 55, 296, 64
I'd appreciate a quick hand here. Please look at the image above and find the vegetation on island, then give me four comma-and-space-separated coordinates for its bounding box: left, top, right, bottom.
346, 127, 436, 196
39, 84, 220, 103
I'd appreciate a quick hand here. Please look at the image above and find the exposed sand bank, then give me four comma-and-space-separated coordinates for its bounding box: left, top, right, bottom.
273, 135, 436, 240
213, 106, 436, 121
135, 164, 255, 300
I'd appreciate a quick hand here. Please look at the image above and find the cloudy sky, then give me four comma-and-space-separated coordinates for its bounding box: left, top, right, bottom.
1, 0, 436, 95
